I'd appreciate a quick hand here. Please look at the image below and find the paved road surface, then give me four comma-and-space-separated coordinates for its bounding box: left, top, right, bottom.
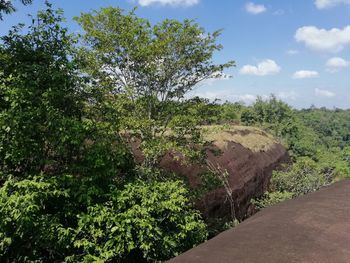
169, 180, 350, 263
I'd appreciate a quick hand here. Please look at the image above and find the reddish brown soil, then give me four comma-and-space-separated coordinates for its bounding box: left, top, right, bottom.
169, 180, 350, 263
132, 137, 289, 220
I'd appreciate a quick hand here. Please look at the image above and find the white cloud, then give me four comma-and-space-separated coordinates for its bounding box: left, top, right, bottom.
239, 59, 281, 76
287, 49, 299, 55
292, 70, 319, 79
245, 2, 267, 14
315, 88, 335, 97
315, 0, 350, 9
326, 57, 349, 67
326, 57, 350, 72
295, 26, 350, 53
277, 91, 298, 100
138, 0, 199, 7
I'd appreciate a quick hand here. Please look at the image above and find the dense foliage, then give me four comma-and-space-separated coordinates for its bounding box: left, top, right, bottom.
1, 2, 350, 262
297, 107, 350, 149
72, 180, 206, 262
237, 96, 350, 208
0, 4, 214, 262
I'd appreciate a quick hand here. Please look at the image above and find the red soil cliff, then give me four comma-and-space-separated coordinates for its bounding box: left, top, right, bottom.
133, 126, 289, 220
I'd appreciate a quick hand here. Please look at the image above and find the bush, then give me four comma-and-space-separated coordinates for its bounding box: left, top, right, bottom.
0, 175, 73, 262
0, 6, 86, 178
0, 175, 207, 262
72, 180, 207, 262
271, 157, 333, 197
240, 95, 297, 138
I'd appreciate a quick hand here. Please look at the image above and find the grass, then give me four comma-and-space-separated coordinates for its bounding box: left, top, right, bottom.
202, 125, 277, 152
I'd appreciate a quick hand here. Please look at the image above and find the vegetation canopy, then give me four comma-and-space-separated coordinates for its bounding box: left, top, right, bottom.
0, 2, 349, 262
0, 4, 211, 262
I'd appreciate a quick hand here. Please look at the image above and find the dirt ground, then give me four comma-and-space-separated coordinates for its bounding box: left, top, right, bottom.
169, 179, 350, 263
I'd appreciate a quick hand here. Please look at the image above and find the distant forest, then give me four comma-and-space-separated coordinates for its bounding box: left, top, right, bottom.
208, 96, 350, 208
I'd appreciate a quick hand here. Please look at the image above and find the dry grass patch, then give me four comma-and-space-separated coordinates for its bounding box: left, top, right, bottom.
202, 125, 277, 152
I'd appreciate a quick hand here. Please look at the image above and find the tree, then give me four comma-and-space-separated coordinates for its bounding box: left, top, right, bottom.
0, 173, 208, 262
0, 4, 132, 180
297, 107, 350, 149
75, 7, 235, 167
0, 5, 208, 262
0, 0, 32, 20
219, 101, 241, 123
241, 95, 297, 137
0, 5, 84, 177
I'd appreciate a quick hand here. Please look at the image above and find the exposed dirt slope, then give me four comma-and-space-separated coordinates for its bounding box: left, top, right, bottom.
133, 125, 289, 220
169, 180, 350, 263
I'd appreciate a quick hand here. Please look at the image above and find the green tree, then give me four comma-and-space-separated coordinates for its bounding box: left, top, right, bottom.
0, 0, 32, 19
252, 191, 293, 210
0, 4, 132, 180
297, 107, 350, 148
0, 5, 84, 177
0, 173, 208, 262
0, 5, 208, 262
75, 7, 235, 167
0, 175, 73, 262
219, 101, 242, 123
241, 95, 297, 138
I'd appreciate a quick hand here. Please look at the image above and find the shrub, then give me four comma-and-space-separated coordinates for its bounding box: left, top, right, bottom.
73, 180, 207, 262
271, 157, 333, 197
0, 175, 73, 262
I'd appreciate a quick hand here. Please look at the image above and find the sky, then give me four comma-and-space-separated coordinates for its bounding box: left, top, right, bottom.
1, 0, 350, 109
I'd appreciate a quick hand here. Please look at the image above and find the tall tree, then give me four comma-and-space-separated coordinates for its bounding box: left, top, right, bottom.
75, 7, 235, 167
0, 5, 83, 177
0, 4, 132, 180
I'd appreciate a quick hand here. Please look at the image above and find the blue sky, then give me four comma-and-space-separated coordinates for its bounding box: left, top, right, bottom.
1, 0, 350, 109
